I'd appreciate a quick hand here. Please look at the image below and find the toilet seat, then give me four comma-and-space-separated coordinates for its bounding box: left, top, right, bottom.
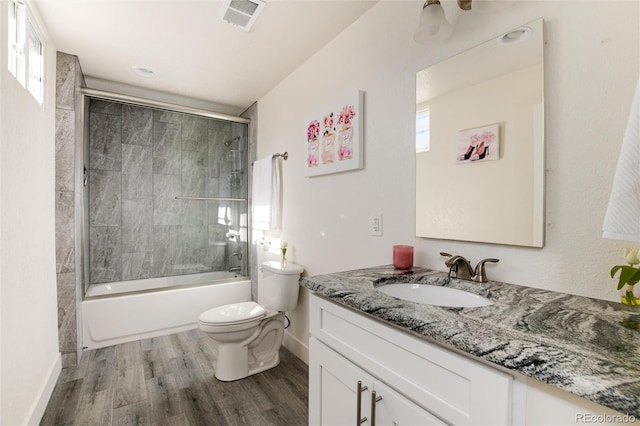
198, 301, 266, 326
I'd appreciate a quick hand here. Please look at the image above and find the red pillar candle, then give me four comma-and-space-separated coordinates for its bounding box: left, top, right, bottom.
393, 245, 414, 270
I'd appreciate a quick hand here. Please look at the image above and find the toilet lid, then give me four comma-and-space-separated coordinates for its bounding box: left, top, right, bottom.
261, 260, 304, 275
199, 301, 266, 325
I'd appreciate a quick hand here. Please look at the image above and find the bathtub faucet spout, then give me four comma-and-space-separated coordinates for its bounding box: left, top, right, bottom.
228, 266, 241, 273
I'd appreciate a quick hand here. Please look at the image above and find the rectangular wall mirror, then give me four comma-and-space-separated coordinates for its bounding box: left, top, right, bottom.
415, 18, 545, 247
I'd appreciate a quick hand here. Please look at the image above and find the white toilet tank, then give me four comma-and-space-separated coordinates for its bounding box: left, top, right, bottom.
258, 261, 303, 312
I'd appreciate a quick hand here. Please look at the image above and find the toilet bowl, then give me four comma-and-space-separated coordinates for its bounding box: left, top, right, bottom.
198, 260, 303, 381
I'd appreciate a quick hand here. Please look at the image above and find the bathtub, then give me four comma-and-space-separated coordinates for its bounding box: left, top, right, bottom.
82, 271, 251, 349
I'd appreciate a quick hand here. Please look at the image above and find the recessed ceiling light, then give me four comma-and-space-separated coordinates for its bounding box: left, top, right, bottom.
132, 66, 156, 78
498, 26, 532, 45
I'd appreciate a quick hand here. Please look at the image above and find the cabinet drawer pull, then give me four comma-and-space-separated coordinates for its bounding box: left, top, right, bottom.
370, 390, 383, 426
356, 381, 368, 425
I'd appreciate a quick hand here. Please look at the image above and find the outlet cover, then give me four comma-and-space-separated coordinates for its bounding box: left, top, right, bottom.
370, 213, 383, 237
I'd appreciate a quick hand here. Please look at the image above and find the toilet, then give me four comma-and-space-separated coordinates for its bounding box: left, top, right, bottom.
198, 260, 303, 381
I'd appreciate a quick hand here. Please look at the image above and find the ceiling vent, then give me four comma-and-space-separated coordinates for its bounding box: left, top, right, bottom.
218, 0, 266, 31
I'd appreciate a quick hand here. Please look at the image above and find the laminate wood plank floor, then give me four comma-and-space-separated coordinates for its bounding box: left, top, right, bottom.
41, 329, 308, 426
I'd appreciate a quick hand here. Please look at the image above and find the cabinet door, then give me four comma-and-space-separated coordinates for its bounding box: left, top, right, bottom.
310, 337, 444, 426
373, 380, 446, 426
310, 337, 373, 426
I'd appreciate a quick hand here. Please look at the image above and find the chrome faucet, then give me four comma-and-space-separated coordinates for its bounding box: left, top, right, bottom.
440, 252, 499, 283
228, 266, 241, 273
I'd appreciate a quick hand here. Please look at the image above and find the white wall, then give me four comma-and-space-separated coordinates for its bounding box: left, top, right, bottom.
257, 0, 639, 364
0, 0, 61, 424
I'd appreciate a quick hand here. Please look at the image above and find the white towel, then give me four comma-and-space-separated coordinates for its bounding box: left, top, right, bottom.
271, 157, 282, 230
603, 77, 640, 241
252, 156, 282, 231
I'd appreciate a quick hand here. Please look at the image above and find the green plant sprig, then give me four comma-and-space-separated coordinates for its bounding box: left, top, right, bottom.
610, 247, 640, 290
610, 265, 640, 290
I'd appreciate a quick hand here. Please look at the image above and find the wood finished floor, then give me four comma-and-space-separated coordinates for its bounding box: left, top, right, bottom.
40, 329, 309, 426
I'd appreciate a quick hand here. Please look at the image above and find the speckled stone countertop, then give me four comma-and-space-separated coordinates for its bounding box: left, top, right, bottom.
300, 265, 640, 417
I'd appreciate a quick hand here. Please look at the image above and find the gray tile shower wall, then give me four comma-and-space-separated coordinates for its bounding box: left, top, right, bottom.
87, 100, 248, 285
55, 52, 83, 367
55, 109, 75, 192
89, 226, 122, 283
123, 104, 153, 146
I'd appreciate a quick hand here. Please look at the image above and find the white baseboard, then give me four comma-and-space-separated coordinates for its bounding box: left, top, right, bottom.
25, 352, 61, 425
283, 331, 309, 365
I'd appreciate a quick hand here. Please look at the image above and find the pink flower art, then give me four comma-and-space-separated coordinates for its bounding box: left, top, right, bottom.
323, 113, 334, 135
337, 105, 356, 129
307, 120, 320, 141
338, 144, 352, 160
307, 154, 318, 167
470, 131, 496, 147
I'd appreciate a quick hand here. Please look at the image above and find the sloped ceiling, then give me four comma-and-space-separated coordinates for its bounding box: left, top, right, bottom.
35, 0, 378, 113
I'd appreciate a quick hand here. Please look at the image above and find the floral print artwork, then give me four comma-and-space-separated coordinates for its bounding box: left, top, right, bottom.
304, 91, 363, 176
337, 105, 356, 160
307, 120, 320, 167
321, 113, 335, 164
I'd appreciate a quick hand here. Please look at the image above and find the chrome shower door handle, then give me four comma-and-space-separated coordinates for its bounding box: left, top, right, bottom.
356, 380, 368, 425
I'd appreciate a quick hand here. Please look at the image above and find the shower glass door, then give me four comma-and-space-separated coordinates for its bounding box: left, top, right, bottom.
85, 97, 248, 290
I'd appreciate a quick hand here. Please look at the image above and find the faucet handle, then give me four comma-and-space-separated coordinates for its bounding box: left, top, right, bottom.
440, 252, 473, 279
441, 252, 461, 266
441, 252, 470, 267
440, 252, 452, 262
440, 252, 455, 278
473, 258, 499, 283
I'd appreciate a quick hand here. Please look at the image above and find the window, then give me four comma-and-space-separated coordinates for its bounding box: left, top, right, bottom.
26, 20, 44, 101
8, 0, 44, 104
416, 107, 430, 153
7, 0, 24, 83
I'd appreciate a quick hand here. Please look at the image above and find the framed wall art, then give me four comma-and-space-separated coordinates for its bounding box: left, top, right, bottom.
305, 90, 364, 177
455, 124, 499, 164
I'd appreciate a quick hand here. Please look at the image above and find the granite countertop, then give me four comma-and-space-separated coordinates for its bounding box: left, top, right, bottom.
300, 265, 640, 417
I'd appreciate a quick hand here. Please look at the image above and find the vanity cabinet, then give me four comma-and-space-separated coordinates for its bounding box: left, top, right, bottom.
309, 294, 518, 425
310, 337, 444, 425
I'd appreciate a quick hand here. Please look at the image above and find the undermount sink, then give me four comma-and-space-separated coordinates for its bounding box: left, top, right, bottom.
377, 283, 493, 308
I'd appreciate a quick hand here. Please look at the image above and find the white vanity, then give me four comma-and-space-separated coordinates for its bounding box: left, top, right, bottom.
302, 266, 640, 425
309, 294, 521, 425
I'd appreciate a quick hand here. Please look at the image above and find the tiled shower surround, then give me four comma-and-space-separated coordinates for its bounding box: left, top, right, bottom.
87, 99, 248, 284
55, 52, 84, 367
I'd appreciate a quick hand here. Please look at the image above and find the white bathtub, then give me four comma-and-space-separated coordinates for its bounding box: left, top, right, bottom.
82, 272, 251, 349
